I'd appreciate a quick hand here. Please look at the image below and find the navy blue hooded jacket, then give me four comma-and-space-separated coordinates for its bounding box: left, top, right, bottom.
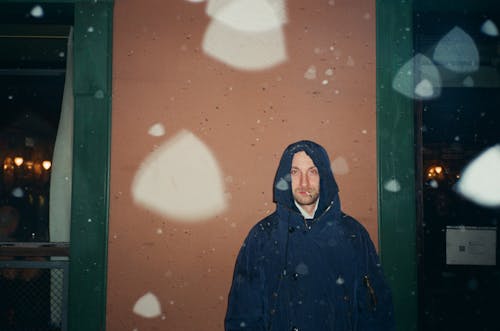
225, 140, 395, 331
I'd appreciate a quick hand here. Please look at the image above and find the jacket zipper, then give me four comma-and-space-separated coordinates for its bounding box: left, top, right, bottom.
363, 275, 377, 310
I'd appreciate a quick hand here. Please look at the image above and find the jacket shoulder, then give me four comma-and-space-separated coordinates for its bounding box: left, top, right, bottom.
238, 212, 280, 256
249, 212, 280, 237
336, 212, 374, 245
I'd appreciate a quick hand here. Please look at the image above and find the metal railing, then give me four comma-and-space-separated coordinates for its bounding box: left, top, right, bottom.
0, 243, 69, 331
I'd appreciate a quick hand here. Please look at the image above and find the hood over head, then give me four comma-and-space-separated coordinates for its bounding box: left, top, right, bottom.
273, 140, 340, 216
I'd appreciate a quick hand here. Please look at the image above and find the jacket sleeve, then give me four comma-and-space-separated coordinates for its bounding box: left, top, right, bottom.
225, 231, 266, 331
355, 226, 396, 331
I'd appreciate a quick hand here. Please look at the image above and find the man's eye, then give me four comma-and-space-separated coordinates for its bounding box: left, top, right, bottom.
309, 169, 318, 175
290, 169, 298, 175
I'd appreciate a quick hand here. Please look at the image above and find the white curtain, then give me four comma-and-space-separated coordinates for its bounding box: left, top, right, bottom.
49, 27, 73, 243
49, 27, 73, 328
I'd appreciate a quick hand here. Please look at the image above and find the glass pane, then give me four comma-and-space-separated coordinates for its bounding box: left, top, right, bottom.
0, 77, 63, 242
414, 6, 500, 331
0, 5, 71, 244
1, 6, 73, 331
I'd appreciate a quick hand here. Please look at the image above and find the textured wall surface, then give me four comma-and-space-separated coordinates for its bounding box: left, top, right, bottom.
109, 0, 376, 329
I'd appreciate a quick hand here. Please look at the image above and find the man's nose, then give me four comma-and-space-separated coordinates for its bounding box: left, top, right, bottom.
300, 173, 309, 187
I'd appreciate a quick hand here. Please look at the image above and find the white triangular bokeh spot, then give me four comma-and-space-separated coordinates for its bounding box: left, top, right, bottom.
414, 79, 434, 98
332, 156, 349, 175
481, 19, 499, 37
133, 292, 162, 318
433, 26, 479, 73
392, 53, 441, 100
462, 76, 474, 87
202, 19, 287, 71
207, 0, 287, 32
132, 130, 227, 221
455, 145, 500, 208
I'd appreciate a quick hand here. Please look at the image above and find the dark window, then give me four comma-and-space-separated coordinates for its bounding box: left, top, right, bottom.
414, 7, 500, 331
0, 4, 73, 331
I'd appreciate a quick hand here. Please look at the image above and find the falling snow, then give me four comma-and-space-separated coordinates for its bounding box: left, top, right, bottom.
30, 5, 44, 18
304, 65, 317, 80
384, 179, 401, 193
148, 123, 166, 137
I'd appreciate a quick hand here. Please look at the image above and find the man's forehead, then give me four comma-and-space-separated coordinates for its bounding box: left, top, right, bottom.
291, 151, 317, 167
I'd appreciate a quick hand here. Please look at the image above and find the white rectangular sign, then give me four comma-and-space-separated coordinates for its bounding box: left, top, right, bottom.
446, 226, 496, 266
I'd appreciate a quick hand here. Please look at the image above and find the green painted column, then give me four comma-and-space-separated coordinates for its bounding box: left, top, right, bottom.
376, 1, 417, 331
69, 1, 113, 330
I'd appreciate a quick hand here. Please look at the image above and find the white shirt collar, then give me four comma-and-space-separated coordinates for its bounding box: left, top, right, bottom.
294, 198, 319, 219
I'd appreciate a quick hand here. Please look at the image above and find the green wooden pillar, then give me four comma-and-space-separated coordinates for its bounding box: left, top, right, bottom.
70, 1, 113, 330
376, 1, 417, 331
0, 0, 113, 329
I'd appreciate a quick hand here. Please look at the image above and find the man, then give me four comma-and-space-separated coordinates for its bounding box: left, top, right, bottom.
225, 140, 394, 331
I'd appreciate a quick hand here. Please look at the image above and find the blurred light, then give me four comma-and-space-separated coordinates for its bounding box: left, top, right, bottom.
202, 0, 288, 70
3, 157, 14, 171
384, 179, 401, 192
433, 26, 479, 73
463, 76, 474, 87
414, 79, 435, 98
11, 187, 24, 198
481, 19, 499, 37
132, 130, 227, 221
455, 144, 500, 207
30, 5, 44, 18
392, 53, 441, 100
34, 163, 43, 176
275, 177, 289, 191
133, 292, 162, 318
332, 156, 349, 175
427, 165, 445, 180
207, 0, 287, 32
148, 123, 166, 137
304, 65, 317, 80
14, 157, 24, 167
203, 19, 287, 70
42, 160, 52, 170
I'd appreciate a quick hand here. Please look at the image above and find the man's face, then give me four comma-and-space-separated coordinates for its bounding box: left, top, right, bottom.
291, 151, 320, 208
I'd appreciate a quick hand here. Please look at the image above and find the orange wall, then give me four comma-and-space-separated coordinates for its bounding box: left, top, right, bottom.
109, 0, 376, 329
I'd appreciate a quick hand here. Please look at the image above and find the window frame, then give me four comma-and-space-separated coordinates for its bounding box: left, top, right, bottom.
3, 1, 114, 330
70, 1, 113, 330
376, 1, 417, 331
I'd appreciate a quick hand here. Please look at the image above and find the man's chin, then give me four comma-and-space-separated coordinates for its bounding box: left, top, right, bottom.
294, 196, 318, 206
